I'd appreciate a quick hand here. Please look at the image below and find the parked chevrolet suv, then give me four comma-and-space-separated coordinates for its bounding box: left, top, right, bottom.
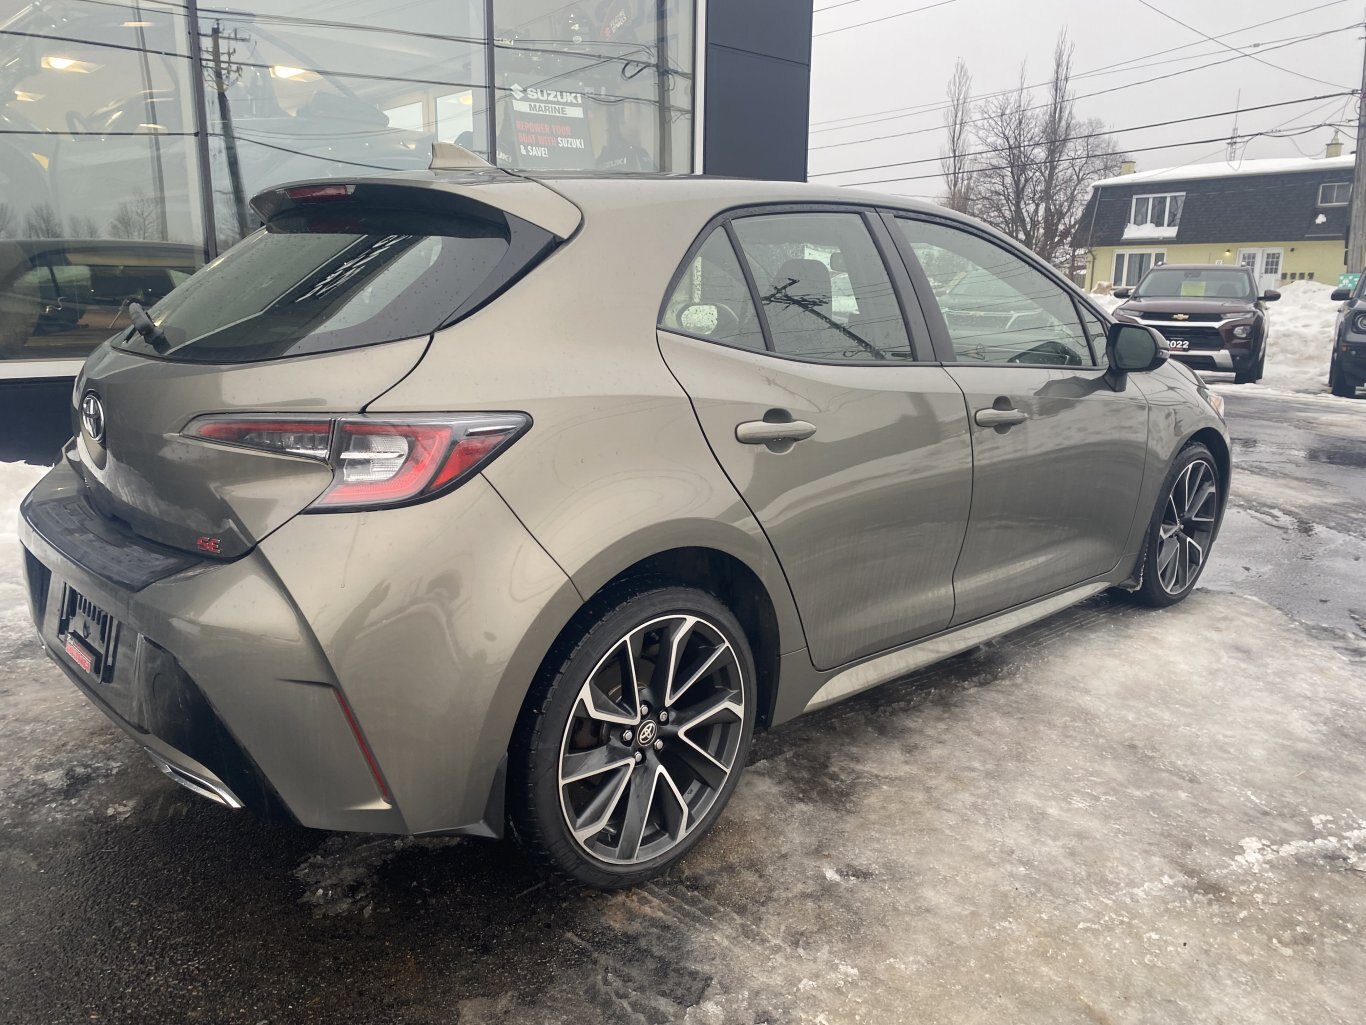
1112, 264, 1277, 384
1330, 273, 1366, 398
18, 157, 1230, 888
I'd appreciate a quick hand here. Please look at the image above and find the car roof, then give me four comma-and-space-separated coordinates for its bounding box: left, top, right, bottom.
518, 171, 944, 216
1147, 264, 1252, 272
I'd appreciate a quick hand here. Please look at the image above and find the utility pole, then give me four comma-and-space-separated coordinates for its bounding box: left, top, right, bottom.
1226, 90, 1240, 162
1348, 14, 1366, 272
209, 22, 249, 240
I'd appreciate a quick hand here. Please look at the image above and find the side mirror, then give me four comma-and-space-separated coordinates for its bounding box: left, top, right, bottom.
1107, 322, 1167, 374
1331, 288, 1352, 302
1112, 286, 1132, 299
677, 302, 738, 338
1260, 290, 1281, 303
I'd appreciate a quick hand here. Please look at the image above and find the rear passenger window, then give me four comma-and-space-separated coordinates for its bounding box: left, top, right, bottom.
731, 212, 912, 362
660, 229, 766, 351
895, 218, 1094, 367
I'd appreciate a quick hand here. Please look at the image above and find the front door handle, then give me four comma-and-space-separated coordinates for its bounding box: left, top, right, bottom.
974, 407, 1029, 428
736, 419, 818, 444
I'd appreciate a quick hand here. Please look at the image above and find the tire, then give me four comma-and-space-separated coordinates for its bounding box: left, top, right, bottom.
1124, 442, 1221, 608
1233, 345, 1263, 385
1330, 355, 1356, 398
509, 581, 756, 889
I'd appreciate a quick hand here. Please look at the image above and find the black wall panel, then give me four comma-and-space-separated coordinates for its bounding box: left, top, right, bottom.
703, 0, 813, 182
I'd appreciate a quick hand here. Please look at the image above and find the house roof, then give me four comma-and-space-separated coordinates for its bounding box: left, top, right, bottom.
1092, 154, 1353, 189
1080, 155, 1352, 248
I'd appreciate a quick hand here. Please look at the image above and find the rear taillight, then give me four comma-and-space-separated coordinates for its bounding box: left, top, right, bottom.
183, 413, 529, 511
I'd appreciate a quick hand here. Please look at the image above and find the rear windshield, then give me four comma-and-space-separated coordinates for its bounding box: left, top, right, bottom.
120, 186, 556, 363
1133, 267, 1254, 300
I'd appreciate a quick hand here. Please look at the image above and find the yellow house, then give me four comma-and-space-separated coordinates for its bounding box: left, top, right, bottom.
1079, 147, 1351, 292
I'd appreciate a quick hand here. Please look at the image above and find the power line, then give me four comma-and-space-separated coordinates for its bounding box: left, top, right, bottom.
810, 93, 1353, 178
1136, 0, 1351, 91
807, 24, 1358, 161
813, 0, 873, 12
813, 0, 957, 38
831, 122, 1355, 189
810, 28, 1348, 151
809, 0, 1350, 132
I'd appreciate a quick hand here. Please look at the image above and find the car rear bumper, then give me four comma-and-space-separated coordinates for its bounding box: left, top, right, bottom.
19, 454, 580, 836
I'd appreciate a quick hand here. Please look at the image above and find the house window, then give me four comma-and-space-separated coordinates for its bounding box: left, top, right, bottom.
1319, 182, 1350, 207
1130, 193, 1184, 228
1112, 250, 1165, 287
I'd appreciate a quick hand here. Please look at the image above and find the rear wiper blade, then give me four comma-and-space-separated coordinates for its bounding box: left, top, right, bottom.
126, 302, 168, 348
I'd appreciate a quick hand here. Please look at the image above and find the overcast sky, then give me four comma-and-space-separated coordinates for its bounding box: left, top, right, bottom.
806, 0, 1360, 198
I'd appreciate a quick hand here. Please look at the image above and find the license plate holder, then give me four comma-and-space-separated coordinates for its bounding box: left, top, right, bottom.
58, 584, 120, 683
1165, 338, 1191, 351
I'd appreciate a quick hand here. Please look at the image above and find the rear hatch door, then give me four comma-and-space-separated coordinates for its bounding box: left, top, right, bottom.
70, 178, 571, 559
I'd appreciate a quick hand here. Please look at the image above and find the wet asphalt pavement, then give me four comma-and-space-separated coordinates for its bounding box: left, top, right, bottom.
2, 389, 1365, 1025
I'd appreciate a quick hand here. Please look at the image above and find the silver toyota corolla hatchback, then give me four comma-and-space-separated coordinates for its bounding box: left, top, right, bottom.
19, 156, 1229, 888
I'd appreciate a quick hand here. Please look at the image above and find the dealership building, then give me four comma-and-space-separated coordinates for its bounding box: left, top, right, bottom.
0, 0, 813, 459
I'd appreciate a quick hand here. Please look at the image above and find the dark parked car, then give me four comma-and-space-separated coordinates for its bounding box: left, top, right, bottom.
19, 166, 1229, 888
1330, 274, 1366, 398
1112, 264, 1278, 384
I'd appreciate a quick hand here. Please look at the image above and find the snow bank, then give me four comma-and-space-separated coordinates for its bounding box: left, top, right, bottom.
1255, 280, 1339, 395
1, 463, 48, 655
1089, 280, 1342, 397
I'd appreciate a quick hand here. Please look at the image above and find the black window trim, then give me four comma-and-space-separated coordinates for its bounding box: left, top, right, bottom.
656, 201, 935, 368
882, 209, 1110, 372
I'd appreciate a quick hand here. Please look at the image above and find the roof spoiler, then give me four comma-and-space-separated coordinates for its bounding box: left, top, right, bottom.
251, 146, 582, 239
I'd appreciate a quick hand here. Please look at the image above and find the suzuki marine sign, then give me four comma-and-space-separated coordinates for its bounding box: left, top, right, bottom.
505, 82, 591, 167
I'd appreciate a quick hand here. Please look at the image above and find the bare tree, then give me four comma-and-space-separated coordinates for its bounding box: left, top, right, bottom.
940, 60, 975, 214
109, 191, 164, 241
0, 202, 15, 239
23, 203, 64, 238
943, 31, 1125, 270
68, 214, 102, 239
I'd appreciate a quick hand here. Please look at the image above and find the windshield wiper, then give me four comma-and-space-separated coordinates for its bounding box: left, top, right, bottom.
127, 302, 168, 349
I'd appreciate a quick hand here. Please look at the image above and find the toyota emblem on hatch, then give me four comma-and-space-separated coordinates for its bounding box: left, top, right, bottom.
80, 391, 106, 444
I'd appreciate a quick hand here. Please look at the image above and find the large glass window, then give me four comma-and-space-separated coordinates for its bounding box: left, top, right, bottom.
0, 0, 697, 366
732, 213, 912, 363
491, 1, 694, 173
897, 218, 1092, 367
0, 0, 206, 361
198, 1, 489, 249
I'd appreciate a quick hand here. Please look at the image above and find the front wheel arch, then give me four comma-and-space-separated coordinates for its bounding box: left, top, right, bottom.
1188, 427, 1230, 517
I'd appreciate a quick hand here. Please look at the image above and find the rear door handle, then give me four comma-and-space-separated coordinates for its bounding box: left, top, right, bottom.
974, 407, 1029, 428
735, 419, 817, 444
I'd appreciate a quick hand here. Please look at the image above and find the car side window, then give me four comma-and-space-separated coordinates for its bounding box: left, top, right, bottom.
895, 218, 1094, 367
660, 228, 767, 352
1077, 305, 1110, 367
730, 212, 913, 362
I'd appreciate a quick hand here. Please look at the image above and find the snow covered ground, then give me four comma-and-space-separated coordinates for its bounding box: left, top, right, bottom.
1091, 279, 1344, 397
2, 388, 1366, 1023
0, 463, 46, 661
